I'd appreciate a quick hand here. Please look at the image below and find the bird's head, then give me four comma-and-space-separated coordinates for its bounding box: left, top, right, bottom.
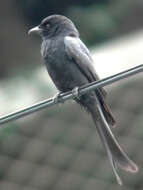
28, 15, 79, 39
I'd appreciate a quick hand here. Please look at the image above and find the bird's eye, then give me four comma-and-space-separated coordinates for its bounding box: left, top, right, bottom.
45, 23, 50, 29
41, 22, 50, 29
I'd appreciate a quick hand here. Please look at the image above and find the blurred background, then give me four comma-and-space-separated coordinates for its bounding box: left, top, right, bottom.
0, 0, 143, 189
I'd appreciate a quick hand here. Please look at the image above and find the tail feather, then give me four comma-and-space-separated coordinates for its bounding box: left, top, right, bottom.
96, 90, 116, 127
89, 102, 138, 185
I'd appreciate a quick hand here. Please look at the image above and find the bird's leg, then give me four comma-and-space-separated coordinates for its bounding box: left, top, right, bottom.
52, 91, 64, 104
72, 86, 80, 100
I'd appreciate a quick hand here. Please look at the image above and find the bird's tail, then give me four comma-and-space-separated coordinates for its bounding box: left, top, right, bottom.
88, 102, 138, 185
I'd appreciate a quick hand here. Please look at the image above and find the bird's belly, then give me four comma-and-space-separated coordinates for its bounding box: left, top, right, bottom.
45, 58, 89, 92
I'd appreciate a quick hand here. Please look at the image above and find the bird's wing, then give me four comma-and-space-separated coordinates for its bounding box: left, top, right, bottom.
64, 36, 106, 97
64, 36, 116, 127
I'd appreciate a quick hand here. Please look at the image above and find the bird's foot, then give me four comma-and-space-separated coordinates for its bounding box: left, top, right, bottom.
52, 91, 64, 104
72, 87, 80, 100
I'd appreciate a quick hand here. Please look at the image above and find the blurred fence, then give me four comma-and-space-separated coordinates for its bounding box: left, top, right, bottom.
0, 75, 142, 190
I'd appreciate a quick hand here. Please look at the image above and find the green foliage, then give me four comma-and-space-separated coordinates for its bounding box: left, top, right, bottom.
16, 0, 109, 24
68, 5, 117, 46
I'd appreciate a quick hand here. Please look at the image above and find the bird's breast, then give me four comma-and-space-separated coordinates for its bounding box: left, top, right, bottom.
41, 38, 89, 92
41, 39, 74, 91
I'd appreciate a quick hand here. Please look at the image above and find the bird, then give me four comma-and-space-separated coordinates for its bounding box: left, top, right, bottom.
28, 14, 138, 185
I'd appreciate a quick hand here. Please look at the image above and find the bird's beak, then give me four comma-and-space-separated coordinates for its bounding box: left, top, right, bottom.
28, 26, 42, 35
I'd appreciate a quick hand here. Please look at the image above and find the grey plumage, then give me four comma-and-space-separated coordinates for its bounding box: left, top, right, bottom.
29, 14, 138, 185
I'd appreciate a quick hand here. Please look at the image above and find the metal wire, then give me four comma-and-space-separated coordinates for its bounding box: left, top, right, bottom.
0, 64, 143, 125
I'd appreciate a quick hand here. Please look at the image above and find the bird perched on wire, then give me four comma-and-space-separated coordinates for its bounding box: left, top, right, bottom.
28, 14, 138, 185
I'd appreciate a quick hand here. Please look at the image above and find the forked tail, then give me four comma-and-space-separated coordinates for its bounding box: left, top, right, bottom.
89, 102, 138, 185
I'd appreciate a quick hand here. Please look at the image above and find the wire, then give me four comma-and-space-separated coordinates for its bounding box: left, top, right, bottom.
0, 64, 143, 125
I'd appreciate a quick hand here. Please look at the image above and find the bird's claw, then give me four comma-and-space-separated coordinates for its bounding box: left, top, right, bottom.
52, 92, 64, 104
72, 87, 80, 100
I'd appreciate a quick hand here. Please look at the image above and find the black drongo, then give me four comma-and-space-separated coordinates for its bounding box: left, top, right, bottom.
28, 15, 138, 185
